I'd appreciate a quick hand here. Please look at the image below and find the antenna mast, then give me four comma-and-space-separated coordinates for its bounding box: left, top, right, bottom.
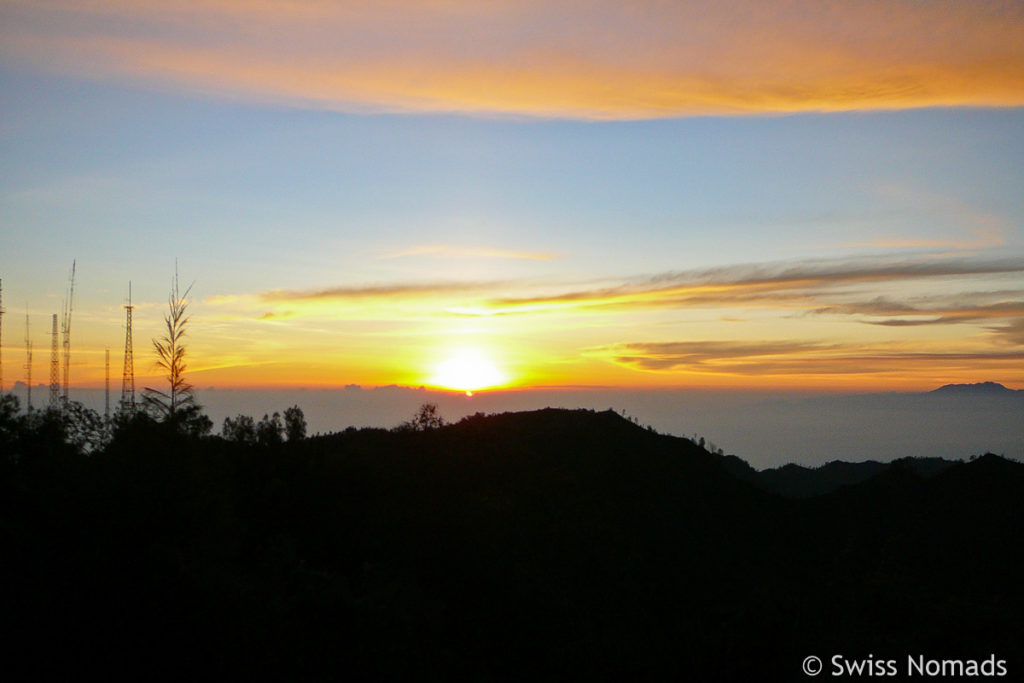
24, 310, 32, 410
61, 260, 76, 403
105, 348, 111, 419
49, 313, 60, 408
120, 282, 135, 414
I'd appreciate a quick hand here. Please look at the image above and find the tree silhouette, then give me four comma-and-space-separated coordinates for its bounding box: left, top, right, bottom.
0, 392, 21, 454
399, 402, 445, 431
222, 414, 258, 444
283, 405, 307, 441
257, 412, 284, 446
58, 400, 105, 453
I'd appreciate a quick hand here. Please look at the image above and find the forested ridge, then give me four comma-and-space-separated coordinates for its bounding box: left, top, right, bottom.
2, 403, 1021, 681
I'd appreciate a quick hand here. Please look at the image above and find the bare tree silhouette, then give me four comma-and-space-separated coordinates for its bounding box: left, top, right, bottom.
397, 402, 445, 432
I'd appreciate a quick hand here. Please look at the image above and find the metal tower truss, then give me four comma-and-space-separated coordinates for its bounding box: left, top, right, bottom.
61, 260, 76, 403
120, 282, 135, 414
24, 310, 32, 409
49, 313, 60, 408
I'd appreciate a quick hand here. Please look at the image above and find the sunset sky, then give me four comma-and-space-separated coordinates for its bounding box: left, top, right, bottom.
2, 0, 1023, 395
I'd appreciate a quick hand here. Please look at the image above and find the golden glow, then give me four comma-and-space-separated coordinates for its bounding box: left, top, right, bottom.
3, 1, 1023, 119
92, 253, 1006, 392
428, 348, 507, 393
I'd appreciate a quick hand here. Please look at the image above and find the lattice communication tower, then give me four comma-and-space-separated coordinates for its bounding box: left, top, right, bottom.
49, 313, 60, 408
61, 260, 76, 403
105, 348, 111, 419
24, 310, 32, 409
120, 282, 135, 413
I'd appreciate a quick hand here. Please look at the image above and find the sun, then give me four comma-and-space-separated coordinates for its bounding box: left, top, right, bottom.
429, 349, 507, 394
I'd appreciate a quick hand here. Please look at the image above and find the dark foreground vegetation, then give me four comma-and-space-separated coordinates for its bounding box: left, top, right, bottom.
2, 400, 1022, 681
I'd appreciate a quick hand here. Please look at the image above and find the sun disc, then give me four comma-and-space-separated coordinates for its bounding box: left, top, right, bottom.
430, 349, 506, 392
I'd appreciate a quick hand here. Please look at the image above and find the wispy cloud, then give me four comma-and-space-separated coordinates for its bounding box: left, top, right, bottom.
594, 340, 837, 371
840, 185, 1010, 251
592, 340, 1024, 376
841, 231, 1005, 251
382, 245, 560, 261
813, 297, 1024, 327
3, 0, 1022, 118
260, 279, 508, 303
250, 255, 1024, 323
479, 256, 1024, 314
206, 294, 241, 305
987, 319, 1024, 346
257, 310, 295, 321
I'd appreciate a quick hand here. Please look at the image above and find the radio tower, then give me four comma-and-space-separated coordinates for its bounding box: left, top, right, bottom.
24, 310, 32, 410
0, 278, 5, 393
49, 313, 60, 408
61, 260, 76, 403
120, 282, 135, 414
105, 348, 111, 419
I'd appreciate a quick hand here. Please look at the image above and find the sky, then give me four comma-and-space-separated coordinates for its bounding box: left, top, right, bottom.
2, 0, 1024, 402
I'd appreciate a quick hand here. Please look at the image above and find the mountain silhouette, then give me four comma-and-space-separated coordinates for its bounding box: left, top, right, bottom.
930, 381, 1022, 396
2, 407, 1021, 681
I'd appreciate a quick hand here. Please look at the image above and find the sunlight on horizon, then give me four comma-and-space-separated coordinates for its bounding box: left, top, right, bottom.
428, 348, 508, 394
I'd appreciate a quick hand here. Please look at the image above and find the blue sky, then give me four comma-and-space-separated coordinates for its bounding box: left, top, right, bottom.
5, 67, 1021, 286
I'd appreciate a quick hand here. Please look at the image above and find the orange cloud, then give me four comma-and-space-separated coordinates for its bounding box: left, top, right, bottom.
478, 257, 1024, 315
261, 280, 506, 302
247, 255, 1024, 328
3, 0, 1023, 118
592, 340, 1024, 377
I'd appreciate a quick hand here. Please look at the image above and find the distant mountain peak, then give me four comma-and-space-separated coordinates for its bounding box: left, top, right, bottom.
931, 381, 1017, 395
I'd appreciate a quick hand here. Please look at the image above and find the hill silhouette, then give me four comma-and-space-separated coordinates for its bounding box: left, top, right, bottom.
721, 454, 959, 497
2, 407, 1021, 681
